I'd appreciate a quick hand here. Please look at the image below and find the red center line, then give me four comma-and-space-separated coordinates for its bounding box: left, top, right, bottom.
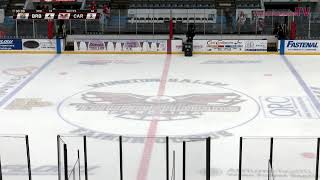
136, 55, 172, 180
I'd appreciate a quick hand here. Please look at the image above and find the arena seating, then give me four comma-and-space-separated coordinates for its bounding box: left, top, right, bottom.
126, 0, 217, 24
126, 0, 262, 25
127, 9, 216, 23
0, 0, 9, 11
6, 0, 26, 15
129, 0, 215, 9
85, 0, 111, 9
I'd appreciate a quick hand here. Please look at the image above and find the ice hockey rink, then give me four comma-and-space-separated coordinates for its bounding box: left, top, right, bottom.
0, 54, 320, 180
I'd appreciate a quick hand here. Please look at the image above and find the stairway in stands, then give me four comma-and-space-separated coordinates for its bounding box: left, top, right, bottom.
6, 0, 26, 15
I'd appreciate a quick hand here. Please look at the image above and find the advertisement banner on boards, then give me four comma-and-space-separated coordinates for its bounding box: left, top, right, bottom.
171, 40, 183, 52
74, 40, 167, 52
22, 39, 57, 51
244, 40, 268, 51
193, 40, 267, 52
283, 40, 320, 52
0, 39, 22, 50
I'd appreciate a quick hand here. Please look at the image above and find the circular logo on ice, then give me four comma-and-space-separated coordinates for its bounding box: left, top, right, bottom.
58, 79, 260, 136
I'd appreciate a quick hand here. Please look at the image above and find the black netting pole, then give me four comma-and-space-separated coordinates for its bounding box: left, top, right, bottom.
206, 137, 211, 180
64, 144, 68, 180
315, 138, 320, 180
26, 135, 32, 180
269, 137, 274, 168
83, 136, 88, 180
238, 137, 243, 180
119, 136, 123, 180
0, 155, 2, 180
166, 136, 169, 180
183, 141, 186, 180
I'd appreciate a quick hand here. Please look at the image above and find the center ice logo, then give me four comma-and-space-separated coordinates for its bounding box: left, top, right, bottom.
70, 92, 245, 121
58, 79, 260, 136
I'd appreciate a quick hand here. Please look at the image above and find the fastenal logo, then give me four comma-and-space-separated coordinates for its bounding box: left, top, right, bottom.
58, 79, 260, 136
287, 41, 318, 48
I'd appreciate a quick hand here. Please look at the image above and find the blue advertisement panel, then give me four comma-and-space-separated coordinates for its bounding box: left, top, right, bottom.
0, 39, 22, 50
279, 40, 320, 54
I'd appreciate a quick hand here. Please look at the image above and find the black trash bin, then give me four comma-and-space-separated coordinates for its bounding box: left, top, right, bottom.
184, 42, 193, 57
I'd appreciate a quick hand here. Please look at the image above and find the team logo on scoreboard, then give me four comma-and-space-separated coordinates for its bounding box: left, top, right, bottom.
58, 13, 70, 20
58, 79, 259, 136
16, 13, 29, 20
45, 13, 55, 19
86, 13, 97, 19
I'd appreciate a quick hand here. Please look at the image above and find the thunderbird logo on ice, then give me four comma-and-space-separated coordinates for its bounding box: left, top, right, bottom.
58, 79, 260, 135
70, 92, 246, 121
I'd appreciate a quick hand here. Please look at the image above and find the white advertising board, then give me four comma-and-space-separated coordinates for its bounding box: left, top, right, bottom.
22, 39, 57, 51
283, 40, 320, 53
193, 40, 267, 52
171, 40, 183, 52
74, 40, 167, 52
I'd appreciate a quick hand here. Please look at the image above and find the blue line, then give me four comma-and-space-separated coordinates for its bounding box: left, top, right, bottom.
281, 55, 320, 114
0, 54, 59, 107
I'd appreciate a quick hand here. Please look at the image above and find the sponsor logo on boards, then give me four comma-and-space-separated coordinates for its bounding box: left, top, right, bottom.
287, 41, 318, 48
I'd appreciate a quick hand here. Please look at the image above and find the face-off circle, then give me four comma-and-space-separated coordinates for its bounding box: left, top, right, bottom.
58, 79, 260, 136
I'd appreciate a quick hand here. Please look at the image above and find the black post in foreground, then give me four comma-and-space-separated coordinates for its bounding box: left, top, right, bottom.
269, 137, 274, 168
206, 137, 211, 180
83, 136, 88, 180
183, 141, 186, 180
119, 136, 123, 180
25, 135, 32, 180
238, 137, 243, 180
0, 155, 2, 180
63, 144, 68, 180
166, 136, 169, 180
316, 138, 320, 180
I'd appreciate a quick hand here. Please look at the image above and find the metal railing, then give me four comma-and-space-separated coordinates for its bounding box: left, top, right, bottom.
57, 135, 211, 180
0, 135, 32, 180
239, 137, 320, 180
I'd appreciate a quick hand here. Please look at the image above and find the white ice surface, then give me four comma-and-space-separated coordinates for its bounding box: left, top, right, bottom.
0, 54, 319, 180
